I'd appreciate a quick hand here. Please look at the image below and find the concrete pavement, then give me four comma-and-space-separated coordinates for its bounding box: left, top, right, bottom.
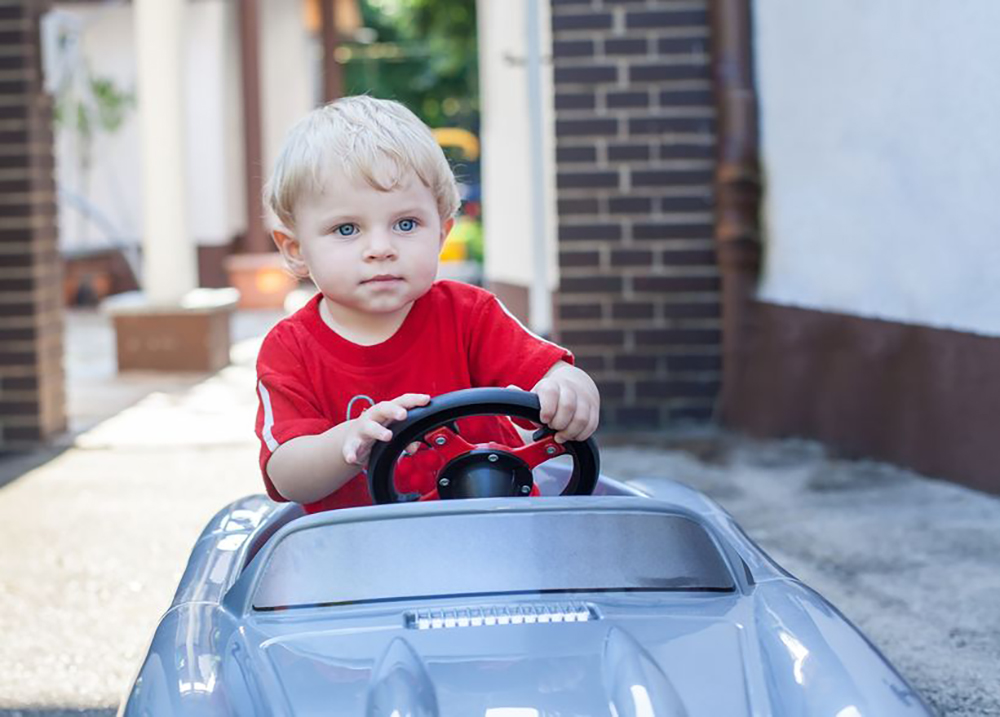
0, 308, 998, 716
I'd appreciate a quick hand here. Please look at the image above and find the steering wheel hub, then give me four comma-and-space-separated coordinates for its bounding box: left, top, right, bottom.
437, 449, 534, 499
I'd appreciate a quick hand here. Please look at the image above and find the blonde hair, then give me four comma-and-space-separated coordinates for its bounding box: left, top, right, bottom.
265, 96, 461, 231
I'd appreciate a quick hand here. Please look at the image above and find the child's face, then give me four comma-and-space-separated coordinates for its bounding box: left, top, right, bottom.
289, 165, 452, 319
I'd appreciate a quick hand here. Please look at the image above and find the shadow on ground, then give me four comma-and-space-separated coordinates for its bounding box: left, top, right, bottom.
0, 447, 69, 492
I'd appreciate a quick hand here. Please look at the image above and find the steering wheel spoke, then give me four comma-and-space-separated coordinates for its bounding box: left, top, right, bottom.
423, 426, 476, 463
510, 434, 567, 469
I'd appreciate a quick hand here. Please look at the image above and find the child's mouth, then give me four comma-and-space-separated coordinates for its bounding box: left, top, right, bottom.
363, 275, 402, 284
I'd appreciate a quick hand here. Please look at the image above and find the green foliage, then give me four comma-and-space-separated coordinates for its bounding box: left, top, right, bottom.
54, 75, 134, 145
342, 0, 478, 131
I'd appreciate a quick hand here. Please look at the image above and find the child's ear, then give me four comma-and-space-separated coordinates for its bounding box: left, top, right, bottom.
272, 229, 310, 278
439, 218, 455, 247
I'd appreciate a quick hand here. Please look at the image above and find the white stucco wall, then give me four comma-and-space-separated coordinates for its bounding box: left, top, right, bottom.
753, 0, 1000, 337
477, 0, 558, 290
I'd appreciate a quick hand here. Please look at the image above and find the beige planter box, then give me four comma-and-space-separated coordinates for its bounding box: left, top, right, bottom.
103, 289, 239, 372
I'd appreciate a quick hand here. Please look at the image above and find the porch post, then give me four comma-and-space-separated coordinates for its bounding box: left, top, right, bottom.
133, 0, 197, 304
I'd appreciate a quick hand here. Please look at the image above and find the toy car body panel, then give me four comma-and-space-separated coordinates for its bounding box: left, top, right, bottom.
119, 473, 932, 716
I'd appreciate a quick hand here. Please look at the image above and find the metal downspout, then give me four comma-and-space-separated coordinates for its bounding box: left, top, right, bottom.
709, 0, 763, 423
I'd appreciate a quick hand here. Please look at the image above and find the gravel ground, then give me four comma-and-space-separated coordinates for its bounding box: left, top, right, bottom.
0, 311, 998, 715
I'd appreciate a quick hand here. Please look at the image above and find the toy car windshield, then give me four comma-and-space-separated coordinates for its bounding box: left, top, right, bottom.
252, 508, 735, 611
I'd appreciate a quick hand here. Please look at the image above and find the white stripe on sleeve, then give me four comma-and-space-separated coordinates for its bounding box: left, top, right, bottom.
257, 379, 279, 452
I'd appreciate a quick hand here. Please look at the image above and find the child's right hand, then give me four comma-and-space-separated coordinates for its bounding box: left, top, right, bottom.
342, 393, 430, 467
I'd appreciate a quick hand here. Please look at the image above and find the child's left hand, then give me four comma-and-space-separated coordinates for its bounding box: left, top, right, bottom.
530, 361, 600, 444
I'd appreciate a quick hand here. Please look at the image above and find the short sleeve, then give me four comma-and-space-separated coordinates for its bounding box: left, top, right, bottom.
467, 293, 573, 390
255, 330, 333, 500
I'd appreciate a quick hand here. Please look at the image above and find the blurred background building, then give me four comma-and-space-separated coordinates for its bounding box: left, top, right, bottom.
1, 0, 997, 495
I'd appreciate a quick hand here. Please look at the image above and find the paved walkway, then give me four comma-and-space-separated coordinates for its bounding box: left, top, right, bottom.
0, 309, 997, 716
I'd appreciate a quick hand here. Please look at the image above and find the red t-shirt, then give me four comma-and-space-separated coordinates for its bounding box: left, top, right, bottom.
255, 280, 572, 513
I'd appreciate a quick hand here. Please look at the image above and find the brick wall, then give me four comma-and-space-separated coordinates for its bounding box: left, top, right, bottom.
550, 0, 720, 427
0, 0, 66, 450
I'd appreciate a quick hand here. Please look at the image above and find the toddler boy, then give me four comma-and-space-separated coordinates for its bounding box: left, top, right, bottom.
255, 96, 599, 512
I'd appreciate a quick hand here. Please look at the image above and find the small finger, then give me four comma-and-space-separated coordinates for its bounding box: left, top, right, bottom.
343, 439, 358, 465
534, 380, 559, 423
549, 385, 577, 433
368, 402, 407, 424
582, 405, 600, 440
362, 419, 393, 442
404, 441, 422, 455
393, 393, 431, 408
561, 407, 590, 442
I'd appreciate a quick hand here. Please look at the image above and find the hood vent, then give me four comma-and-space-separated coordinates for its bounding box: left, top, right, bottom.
406, 602, 597, 630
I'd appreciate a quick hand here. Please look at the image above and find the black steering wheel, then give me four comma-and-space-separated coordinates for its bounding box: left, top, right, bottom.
366, 388, 600, 504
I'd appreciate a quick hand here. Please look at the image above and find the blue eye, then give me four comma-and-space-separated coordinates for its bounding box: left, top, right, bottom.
334, 224, 358, 237
395, 218, 418, 232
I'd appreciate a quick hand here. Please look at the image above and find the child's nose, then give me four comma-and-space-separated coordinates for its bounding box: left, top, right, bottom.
364, 231, 398, 259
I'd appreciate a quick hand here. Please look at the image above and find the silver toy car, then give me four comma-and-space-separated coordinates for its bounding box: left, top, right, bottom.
119, 389, 932, 716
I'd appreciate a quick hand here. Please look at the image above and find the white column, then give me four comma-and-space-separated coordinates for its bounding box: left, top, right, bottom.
134, 0, 196, 305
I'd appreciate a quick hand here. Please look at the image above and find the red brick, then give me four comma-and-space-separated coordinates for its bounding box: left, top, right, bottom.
668, 405, 715, 421
556, 144, 597, 162
596, 379, 626, 400
659, 89, 715, 108
561, 275, 623, 294
612, 302, 654, 319
660, 249, 719, 267
604, 38, 648, 55
637, 380, 719, 398
664, 354, 722, 372
629, 116, 714, 135
611, 406, 660, 426
613, 354, 656, 372
573, 353, 608, 372
556, 118, 618, 137
609, 196, 652, 213
558, 198, 600, 216
559, 249, 601, 267
553, 40, 595, 57
660, 194, 713, 212
552, 13, 614, 31
607, 143, 651, 161
632, 169, 714, 187
606, 91, 650, 109
610, 249, 653, 266
635, 328, 721, 346
558, 302, 603, 320
633, 275, 719, 292
559, 223, 622, 241
555, 93, 597, 111
658, 37, 710, 55
634, 223, 714, 240
661, 303, 720, 319
557, 171, 620, 189
625, 10, 709, 29
561, 328, 625, 347
629, 63, 710, 83
554, 65, 618, 84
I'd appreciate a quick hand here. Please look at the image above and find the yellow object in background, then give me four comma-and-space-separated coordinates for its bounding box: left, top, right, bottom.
439, 232, 468, 263
432, 128, 480, 161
